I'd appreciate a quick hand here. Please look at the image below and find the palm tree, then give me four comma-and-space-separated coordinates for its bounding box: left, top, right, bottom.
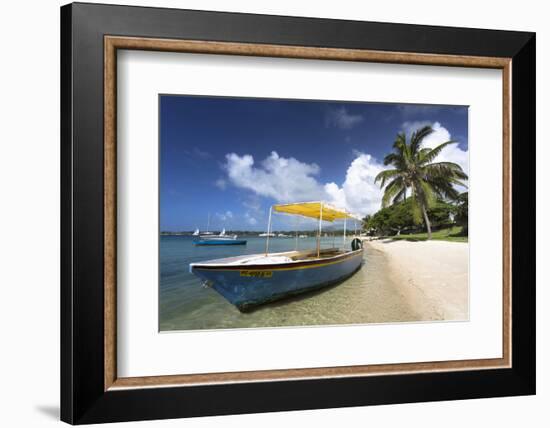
374, 125, 468, 240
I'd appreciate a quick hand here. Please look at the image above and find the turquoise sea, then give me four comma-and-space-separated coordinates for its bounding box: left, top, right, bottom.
159, 235, 423, 331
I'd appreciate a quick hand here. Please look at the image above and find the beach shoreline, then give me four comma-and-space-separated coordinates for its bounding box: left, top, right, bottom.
160, 236, 469, 331
364, 239, 469, 321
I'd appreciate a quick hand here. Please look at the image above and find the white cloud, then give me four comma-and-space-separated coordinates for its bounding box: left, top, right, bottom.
325, 107, 364, 129
214, 178, 226, 190
244, 212, 258, 225
216, 211, 233, 221
224, 151, 324, 202
224, 151, 384, 217
324, 153, 384, 216
401, 121, 469, 174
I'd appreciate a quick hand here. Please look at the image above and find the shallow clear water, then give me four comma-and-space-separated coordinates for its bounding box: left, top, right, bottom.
160, 235, 422, 331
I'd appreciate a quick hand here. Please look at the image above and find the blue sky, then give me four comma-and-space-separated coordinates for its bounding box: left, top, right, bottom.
160, 95, 468, 232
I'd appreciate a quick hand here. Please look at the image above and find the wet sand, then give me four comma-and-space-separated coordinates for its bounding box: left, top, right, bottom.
364, 239, 469, 321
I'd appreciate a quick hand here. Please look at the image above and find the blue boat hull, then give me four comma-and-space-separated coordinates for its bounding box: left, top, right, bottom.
193, 239, 247, 246
190, 249, 363, 311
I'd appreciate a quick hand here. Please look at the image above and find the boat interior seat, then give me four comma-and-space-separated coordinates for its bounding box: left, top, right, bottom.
239, 255, 293, 265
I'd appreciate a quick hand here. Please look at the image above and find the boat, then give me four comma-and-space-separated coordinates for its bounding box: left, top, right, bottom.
194, 228, 247, 246
193, 238, 247, 246
190, 201, 364, 311
258, 232, 275, 237
193, 213, 247, 245
199, 213, 215, 236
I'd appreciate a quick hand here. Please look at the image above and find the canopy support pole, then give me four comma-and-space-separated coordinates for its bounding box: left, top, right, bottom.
295, 216, 299, 251
265, 206, 272, 256
317, 203, 323, 258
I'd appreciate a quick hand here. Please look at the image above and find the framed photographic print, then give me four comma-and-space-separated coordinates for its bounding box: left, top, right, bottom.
60, 2, 536, 424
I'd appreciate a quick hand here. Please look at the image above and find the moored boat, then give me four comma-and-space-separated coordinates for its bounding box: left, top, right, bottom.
194, 228, 247, 246
190, 201, 364, 311
193, 238, 247, 246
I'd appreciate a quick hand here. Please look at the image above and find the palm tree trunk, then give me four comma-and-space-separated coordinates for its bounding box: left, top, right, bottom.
421, 204, 432, 240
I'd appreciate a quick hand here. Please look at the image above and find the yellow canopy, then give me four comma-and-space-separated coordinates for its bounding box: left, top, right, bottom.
272, 201, 361, 222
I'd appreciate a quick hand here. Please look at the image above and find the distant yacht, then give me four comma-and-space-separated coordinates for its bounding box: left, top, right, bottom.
199, 228, 235, 239
217, 228, 238, 239
259, 232, 275, 237
200, 213, 215, 236
193, 218, 247, 246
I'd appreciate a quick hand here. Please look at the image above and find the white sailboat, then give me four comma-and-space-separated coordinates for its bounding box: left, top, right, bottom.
193, 217, 246, 246
200, 213, 214, 237
199, 228, 238, 241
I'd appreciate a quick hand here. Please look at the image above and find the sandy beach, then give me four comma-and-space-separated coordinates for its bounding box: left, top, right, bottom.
364, 239, 469, 321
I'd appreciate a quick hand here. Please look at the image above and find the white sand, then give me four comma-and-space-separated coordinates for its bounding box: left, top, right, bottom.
365, 240, 469, 321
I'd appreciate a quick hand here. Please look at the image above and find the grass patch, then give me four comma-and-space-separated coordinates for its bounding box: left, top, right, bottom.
388, 226, 468, 243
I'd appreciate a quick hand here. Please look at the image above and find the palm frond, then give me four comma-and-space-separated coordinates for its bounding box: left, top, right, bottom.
427, 180, 460, 200
424, 162, 468, 182
374, 169, 402, 187
418, 141, 457, 165
446, 177, 469, 188
392, 187, 407, 204
392, 132, 407, 151
410, 125, 434, 155
383, 133, 411, 167
381, 178, 406, 208
383, 152, 402, 166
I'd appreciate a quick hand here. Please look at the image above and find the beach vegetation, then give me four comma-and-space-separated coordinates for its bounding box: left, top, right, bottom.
453, 191, 469, 236
374, 125, 468, 239
364, 198, 456, 237
389, 226, 467, 243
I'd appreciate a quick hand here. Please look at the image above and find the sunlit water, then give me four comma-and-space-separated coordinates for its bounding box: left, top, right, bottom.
160, 235, 422, 331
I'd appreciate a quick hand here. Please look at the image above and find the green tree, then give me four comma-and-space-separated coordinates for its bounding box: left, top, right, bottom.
388, 200, 415, 235
374, 125, 468, 239
454, 191, 469, 235
427, 200, 455, 227
362, 214, 372, 232
366, 199, 417, 236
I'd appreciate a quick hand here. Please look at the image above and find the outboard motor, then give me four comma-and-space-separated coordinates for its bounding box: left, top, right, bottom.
351, 238, 363, 251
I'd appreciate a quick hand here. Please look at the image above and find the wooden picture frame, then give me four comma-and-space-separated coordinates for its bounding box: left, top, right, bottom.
61, 2, 535, 424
